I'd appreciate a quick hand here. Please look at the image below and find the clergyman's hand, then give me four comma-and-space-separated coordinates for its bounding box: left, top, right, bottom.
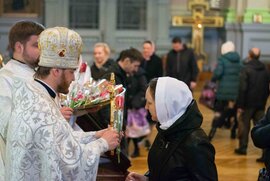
95, 128, 109, 138
60, 107, 74, 121
101, 128, 120, 150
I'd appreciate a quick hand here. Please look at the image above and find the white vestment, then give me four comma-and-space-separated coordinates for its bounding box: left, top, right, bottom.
0, 59, 36, 180
0, 60, 108, 180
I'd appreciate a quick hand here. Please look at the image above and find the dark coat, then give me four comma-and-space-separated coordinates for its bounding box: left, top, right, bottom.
126, 68, 147, 109
166, 48, 198, 87
106, 62, 127, 87
147, 101, 218, 181
212, 52, 241, 101
90, 58, 116, 80
251, 107, 270, 171
141, 53, 163, 82
237, 59, 270, 109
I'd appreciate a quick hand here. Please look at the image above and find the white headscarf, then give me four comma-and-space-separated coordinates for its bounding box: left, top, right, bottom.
155, 77, 193, 130
221, 41, 235, 55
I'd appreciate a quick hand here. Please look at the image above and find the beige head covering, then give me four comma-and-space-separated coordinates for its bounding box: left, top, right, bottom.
38, 27, 82, 69
155, 77, 193, 130
221, 41, 235, 55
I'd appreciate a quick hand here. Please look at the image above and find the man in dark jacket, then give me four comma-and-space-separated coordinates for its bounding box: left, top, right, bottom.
251, 107, 270, 173
141, 40, 163, 82
108, 48, 143, 88
166, 37, 199, 90
106, 48, 143, 156
235, 48, 270, 156
141, 40, 163, 149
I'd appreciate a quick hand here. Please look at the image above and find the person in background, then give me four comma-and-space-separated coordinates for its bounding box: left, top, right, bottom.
166, 37, 199, 90
208, 41, 241, 141
126, 77, 218, 181
141, 40, 163, 150
235, 48, 270, 158
91, 42, 116, 80
107, 48, 142, 86
141, 40, 163, 81
126, 66, 148, 158
0, 20, 44, 79
108, 48, 144, 155
0, 26, 120, 180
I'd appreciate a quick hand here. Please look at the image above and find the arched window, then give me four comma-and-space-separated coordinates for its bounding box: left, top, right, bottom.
69, 0, 99, 29
117, 0, 147, 30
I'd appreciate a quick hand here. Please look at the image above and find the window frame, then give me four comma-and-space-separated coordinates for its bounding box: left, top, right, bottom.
116, 0, 147, 30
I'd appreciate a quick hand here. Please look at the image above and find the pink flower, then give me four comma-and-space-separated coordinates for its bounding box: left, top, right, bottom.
115, 96, 124, 109
100, 90, 109, 98
79, 62, 87, 73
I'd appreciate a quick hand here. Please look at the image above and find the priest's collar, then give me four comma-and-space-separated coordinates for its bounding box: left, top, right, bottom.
35, 78, 57, 98
12, 57, 26, 65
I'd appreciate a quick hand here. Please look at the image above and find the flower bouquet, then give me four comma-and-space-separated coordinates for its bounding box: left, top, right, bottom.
61, 79, 124, 110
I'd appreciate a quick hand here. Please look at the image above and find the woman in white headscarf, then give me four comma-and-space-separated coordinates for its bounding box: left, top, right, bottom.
126, 77, 218, 181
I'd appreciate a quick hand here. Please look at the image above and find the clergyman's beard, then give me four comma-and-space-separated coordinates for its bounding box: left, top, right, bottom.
57, 72, 70, 94
22, 51, 39, 68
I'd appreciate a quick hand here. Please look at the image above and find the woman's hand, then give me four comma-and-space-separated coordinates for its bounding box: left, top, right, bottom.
125, 172, 148, 181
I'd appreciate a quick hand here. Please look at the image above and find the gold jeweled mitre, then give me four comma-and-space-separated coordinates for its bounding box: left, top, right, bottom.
38, 27, 82, 69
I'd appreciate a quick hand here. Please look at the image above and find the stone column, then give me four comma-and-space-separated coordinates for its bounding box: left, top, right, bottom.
155, 0, 171, 55
223, 0, 242, 55
103, 0, 116, 54
44, 0, 69, 27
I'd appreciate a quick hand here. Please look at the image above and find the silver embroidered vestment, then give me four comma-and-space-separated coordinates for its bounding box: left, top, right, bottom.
0, 61, 108, 180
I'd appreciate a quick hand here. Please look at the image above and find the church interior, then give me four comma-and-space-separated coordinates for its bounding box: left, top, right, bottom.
0, 0, 270, 180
